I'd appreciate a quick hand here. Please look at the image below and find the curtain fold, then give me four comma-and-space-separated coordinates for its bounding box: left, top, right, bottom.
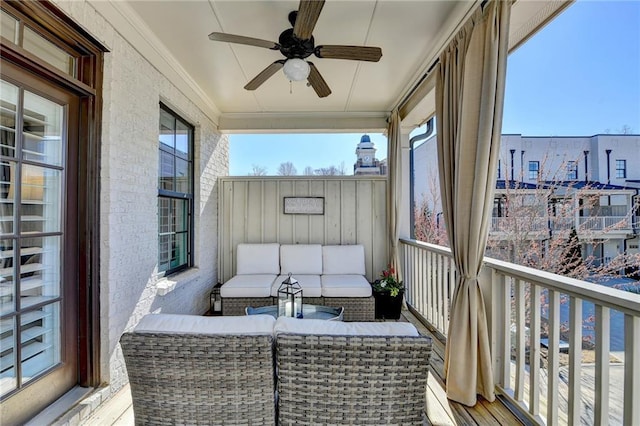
387, 110, 403, 279
436, 0, 511, 406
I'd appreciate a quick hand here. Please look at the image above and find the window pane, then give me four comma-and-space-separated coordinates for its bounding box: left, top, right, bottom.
19, 236, 61, 309
0, 317, 17, 395
171, 232, 187, 269
158, 197, 189, 273
0, 239, 15, 315
0, 10, 18, 44
159, 150, 174, 191
175, 120, 190, 157
0, 161, 15, 237
175, 157, 189, 193
23, 27, 75, 77
22, 91, 64, 166
20, 302, 61, 384
159, 109, 175, 150
1, 80, 18, 158
173, 199, 188, 233
21, 165, 61, 234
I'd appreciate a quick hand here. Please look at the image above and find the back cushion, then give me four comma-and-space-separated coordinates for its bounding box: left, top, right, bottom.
280, 244, 322, 275
236, 243, 280, 274
322, 245, 366, 275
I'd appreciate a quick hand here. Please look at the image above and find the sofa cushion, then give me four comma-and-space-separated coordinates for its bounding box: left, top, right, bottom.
135, 313, 276, 335
321, 274, 372, 297
220, 274, 276, 297
236, 243, 280, 275
322, 245, 366, 275
280, 244, 322, 275
274, 316, 419, 336
271, 274, 322, 297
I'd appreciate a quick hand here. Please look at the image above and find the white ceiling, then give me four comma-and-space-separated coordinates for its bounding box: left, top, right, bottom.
113, 0, 571, 132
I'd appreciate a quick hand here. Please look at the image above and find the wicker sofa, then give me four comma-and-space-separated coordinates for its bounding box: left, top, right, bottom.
120, 314, 432, 426
273, 317, 433, 425
220, 243, 375, 321
120, 314, 277, 425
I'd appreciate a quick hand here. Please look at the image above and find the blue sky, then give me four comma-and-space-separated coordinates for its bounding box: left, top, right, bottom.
229, 0, 640, 176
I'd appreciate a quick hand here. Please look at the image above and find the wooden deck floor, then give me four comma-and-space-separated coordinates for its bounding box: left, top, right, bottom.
83, 309, 527, 426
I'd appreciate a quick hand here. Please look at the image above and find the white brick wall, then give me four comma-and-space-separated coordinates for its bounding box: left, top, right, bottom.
51, 0, 229, 392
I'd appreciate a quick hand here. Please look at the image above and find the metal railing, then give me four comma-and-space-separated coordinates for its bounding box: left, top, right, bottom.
399, 238, 640, 426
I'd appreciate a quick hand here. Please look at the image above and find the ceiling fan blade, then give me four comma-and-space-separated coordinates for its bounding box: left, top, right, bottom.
315, 45, 382, 62
293, 0, 325, 40
307, 62, 331, 98
208, 32, 279, 50
244, 61, 285, 91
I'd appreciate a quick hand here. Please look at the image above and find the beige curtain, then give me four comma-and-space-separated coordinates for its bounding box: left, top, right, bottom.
387, 110, 402, 278
436, 0, 511, 406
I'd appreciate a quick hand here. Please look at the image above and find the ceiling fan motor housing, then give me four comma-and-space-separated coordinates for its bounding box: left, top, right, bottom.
279, 28, 315, 59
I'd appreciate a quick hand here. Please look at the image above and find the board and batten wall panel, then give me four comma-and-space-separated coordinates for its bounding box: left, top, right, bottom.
218, 176, 388, 283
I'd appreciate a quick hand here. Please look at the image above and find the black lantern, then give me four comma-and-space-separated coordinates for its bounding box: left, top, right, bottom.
210, 282, 222, 315
277, 273, 303, 318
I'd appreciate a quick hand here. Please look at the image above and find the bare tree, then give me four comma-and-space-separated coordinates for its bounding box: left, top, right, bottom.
618, 124, 633, 134
277, 162, 297, 176
414, 200, 448, 246
485, 178, 640, 280
315, 165, 345, 175
414, 168, 448, 246
303, 166, 315, 175
248, 164, 268, 176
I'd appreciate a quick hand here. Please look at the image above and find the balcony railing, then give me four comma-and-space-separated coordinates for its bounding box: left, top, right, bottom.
399, 238, 640, 425
491, 217, 549, 233
490, 215, 634, 234
578, 216, 631, 231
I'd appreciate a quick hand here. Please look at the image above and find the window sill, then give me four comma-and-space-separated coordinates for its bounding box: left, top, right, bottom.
156, 267, 200, 296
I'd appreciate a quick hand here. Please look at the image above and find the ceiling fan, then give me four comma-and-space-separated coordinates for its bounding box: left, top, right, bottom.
208, 0, 382, 98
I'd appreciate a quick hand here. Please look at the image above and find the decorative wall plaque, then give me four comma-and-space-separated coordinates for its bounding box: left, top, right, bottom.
283, 197, 324, 215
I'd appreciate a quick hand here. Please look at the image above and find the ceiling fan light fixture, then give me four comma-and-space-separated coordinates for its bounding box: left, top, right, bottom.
283, 58, 310, 81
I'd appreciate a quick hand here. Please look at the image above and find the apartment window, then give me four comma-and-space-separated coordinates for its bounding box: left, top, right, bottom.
616, 159, 626, 178
528, 161, 539, 180
158, 104, 193, 274
497, 159, 501, 179
566, 161, 577, 180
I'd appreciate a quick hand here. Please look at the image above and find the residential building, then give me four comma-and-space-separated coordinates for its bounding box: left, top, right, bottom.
414, 133, 640, 267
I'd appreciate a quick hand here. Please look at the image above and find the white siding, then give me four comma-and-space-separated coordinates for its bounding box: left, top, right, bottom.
51, 0, 229, 392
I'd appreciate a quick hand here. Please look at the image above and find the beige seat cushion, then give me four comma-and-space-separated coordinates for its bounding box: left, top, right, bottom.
271, 274, 322, 297
274, 316, 418, 336
321, 274, 372, 297
220, 274, 276, 298
135, 313, 276, 335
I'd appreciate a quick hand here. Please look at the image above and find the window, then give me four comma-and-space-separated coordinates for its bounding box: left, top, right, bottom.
158, 104, 193, 274
566, 161, 577, 180
528, 161, 539, 180
497, 159, 501, 179
616, 159, 626, 179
